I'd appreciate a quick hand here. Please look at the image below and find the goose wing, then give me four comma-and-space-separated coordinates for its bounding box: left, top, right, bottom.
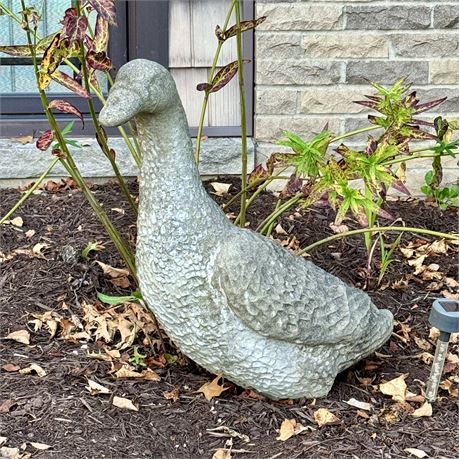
212, 229, 373, 345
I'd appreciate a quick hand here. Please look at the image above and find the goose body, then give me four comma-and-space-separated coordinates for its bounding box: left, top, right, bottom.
99, 59, 393, 399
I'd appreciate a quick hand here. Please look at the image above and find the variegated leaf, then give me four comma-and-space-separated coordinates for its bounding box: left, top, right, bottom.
88, 0, 117, 26
414, 97, 447, 114
38, 33, 63, 90
36, 130, 54, 151
50, 70, 90, 98
220, 16, 267, 41
197, 60, 250, 94
0, 42, 51, 57
61, 7, 88, 44
87, 50, 112, 71
48, 99, 84, 126
93, 14, 109, 53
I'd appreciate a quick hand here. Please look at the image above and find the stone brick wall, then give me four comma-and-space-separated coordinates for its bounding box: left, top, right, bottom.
254, 1, 459, 193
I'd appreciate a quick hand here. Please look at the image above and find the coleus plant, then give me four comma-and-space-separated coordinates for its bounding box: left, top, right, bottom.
0, 0, 139, 282
251, 79, 459, 247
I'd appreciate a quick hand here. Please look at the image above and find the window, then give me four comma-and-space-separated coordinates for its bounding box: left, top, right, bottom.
0, 0, 254, 137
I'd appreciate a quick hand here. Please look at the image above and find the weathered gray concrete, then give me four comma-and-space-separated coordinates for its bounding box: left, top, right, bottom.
98, 58, 393, 400
0, 136, 255, 187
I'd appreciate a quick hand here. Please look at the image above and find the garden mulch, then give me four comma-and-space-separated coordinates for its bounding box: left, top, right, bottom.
0, 178, 458, 459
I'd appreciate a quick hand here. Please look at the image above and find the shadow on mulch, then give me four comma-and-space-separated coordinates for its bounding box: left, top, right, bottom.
0, 178, 458, 459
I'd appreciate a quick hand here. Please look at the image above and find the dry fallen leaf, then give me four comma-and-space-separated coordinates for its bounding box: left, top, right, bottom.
212, 449, 231, 459
0, 400, 15, 414
96, 261, 130, 288
313, 408, 339, 427
196, 373, 229, 401
274, 224, 287, 235
141, 368, 161, 381
24, 229, 35, 238
418, 352, 434, 365
411, 402, 432, 418
6, 330, 30, 345
210, 182, 231, 196
379, 374, 407, 402
30, 442, 51, 451
85, 379, 111, 395
15, 134, 33, 144
19, 364, 46, 377
404, 447, 428, 458
0, 446, 21, 459
112, 395, 138, 411
32, 243, 51, 257
163, 388, 179, 402
414, 336, 432, 351
114, 365, 144, 379
9, 217, 23, 227
344, 398, 372, 411
429, 327, 440, 342
96, 261, 129, 278
276, 418, 312, 441
1, 364, 20, 372
440, 379, 459, 397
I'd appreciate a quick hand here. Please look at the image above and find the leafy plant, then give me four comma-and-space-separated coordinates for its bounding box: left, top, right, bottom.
129, 346, 147, 367
0, 0, 139, 282
236, 78, 459, 276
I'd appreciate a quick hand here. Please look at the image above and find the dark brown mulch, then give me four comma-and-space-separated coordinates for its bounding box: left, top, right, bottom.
0, 178, 458, 459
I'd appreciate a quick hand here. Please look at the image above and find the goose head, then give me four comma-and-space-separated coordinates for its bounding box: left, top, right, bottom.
99, 59, 178, 127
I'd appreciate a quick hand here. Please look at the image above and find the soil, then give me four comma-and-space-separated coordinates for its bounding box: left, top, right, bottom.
1, 178, 458, 459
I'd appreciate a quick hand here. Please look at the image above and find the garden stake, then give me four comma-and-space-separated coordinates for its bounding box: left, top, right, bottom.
425, 298, 459, 403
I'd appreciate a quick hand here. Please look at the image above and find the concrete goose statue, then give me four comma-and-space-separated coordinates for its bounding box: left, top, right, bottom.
99, 59, 393, 400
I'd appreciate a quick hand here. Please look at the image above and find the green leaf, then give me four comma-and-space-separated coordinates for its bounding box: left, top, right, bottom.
61, 121, 75, 135
424, 170, 433, 185
81, 241, 104, 260
97, 291, 139, 305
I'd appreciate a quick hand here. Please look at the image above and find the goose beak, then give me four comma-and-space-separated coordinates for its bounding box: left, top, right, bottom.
99, 85, 143, 127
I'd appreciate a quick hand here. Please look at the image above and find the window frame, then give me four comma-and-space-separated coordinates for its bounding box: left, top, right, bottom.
0, 0, 254, 138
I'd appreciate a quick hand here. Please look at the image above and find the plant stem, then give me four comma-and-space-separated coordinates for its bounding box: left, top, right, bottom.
298, 226, 459, 255
233, 167, 289, 225
21, 6, 137, 283
0, 157, 59, 225
194, 1, 235, 162
76, 5, 137, 214
0, 2, 142, 167
257, 195, 302, 234
234, 0, 248, 228
330, 125, 379, 143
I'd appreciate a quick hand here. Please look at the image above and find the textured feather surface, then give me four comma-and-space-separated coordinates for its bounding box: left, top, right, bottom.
213, 229, 377, 346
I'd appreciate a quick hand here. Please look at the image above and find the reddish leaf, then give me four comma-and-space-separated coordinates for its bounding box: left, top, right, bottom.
364, 95, 382, 103
354, 100, 377, 109
197, 60, 250, 94
87, 50, 112, 71
281, 174, 302, 198
414, 97, 447, 114
377, 207, 394, 221
391, 179, 411, 196
36, 130, 54, 151
61, 7, 88, 44
88, 0, 117, 26
93, 14, 109, 53
48, 99, 84, 126
248, 164, 269, 186
410, 118, 434, 127
196, 83, 212, 92
409, 128, 437, 140
219, 16, 267, 42
50, 70, 90, 98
